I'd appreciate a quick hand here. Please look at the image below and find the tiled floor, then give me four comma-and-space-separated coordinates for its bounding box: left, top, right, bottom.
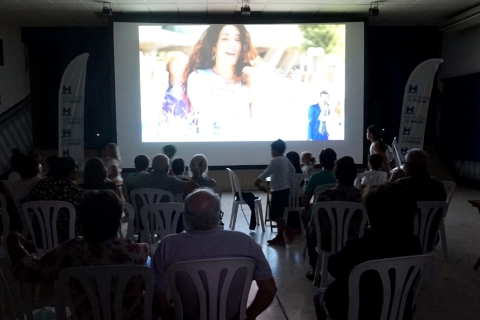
219, 187, 480, 320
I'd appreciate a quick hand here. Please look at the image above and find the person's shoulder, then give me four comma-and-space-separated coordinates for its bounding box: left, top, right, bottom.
121, 238, 150, 253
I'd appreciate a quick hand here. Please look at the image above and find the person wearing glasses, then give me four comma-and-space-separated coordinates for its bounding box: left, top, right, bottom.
24, 156, 84, 245
390, 148, 446, 202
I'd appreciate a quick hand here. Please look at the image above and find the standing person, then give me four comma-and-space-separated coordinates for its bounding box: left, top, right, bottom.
301, 152, 316, 176
366, 125, 393, 178
162, 144, 177, 163
104, 143, 123, 186
183, 24, 259, 138
286, 151, 302, 174
255, 139, 295, 245
308, 91, 329, 141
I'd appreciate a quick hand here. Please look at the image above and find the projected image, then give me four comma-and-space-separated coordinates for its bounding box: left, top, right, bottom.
139, 24, 345, 142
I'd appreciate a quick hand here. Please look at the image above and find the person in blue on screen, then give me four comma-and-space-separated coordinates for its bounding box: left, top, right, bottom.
183, 24, 259, 138
308, 91, 330, 140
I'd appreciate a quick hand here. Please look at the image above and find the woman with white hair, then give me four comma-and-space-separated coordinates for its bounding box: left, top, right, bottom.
189, 154, 217, 189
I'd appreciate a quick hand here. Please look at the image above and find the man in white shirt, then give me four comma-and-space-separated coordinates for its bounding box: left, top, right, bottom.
255, 139, 295, 245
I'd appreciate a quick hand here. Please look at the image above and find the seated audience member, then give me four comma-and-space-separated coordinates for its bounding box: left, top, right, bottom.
171, 158, 187, 179
152, 188, 277, 320
301, 151, 316, 176
305, 156, 362, 280
286, 151, 303, 174
391, 148, 447, 201
189, 154, 217, 188
26, 156, 84, 244
128, 155, 150, 179
133, 154, 197, 198
125, 155, 150, 195
8, 190, 149, 319
255, 139, 295, 245
79, 157, 118, 193
163, 144, 177, 162
44, 154, 58, 176
302, 148, 337, 222
314, 182, 421, 320
8, 149, 25, 181
359, 154, 384, 190
9, 154, 43, 194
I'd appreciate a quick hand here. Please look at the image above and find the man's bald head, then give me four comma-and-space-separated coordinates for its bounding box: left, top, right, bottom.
152, 154, 169, 172
184, 188, 221, 231
404, 149, 429, 176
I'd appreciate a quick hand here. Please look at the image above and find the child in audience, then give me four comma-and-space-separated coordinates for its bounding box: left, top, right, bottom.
255, 139, 295, 245
359, 154, 383, 190
171, 158, 188, 179
301, 152, 316, 176
104, 143, 123, 186
286, 151, 303, 174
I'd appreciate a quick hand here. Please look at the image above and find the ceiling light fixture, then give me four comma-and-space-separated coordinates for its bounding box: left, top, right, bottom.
102, 2, 112, 17
241, 0, 251, 16
369, 2, 380, 16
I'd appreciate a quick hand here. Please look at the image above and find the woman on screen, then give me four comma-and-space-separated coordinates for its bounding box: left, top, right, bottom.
183, 24, 259, 138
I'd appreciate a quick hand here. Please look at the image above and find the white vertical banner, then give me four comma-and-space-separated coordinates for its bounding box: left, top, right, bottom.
398, 58, 443, 161
58, 53, 89, 171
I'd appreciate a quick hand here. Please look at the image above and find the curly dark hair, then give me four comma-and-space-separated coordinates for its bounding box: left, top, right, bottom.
182, 24, 258, 111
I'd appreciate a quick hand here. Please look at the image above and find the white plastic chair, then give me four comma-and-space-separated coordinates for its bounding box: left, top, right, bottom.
438, 181, 456, 260
166, 258, 255, 320
284, 173, 309, 225
0, 193, 6, 210
226, 168, 264, 232
313, 183, 337, 201
118, 202, 135, 240
325, 254, 433, 320
312, 201, 368, 288
21, 201, 76, 257
55, 265, 154, 320
0, 209, 10, 261
414, 201, 449, 254
140, 203, 184, 254
354, 171, 387, 189
130, 188, 176, 234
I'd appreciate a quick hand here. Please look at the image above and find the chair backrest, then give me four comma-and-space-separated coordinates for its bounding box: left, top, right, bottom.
118, 202, 135, 239
130, 188, 176, 232
442, 181, 456, 204
55, 265, 154, 320
140, 203, 184, 245
346, 254, 433, 320
226, 168, 243, 202
392, 137, 403, 166
312, 201, 368, 253
355, 171, 388, 188
313, 183, 337, 201
414, 201, 448, 254
288, 173, 309, 208
21, 201, 76, 254
0, 208, 10, 253
0, 193, 6, 210
166, 258, 255, 320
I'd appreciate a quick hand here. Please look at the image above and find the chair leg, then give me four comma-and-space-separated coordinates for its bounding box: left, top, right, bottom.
229, 202, 235, 228
320, 253, 330, 288
440, 225, 448, 261
231, 202, 239, 231
255, 201, 265, 232
303, 242, 307, 256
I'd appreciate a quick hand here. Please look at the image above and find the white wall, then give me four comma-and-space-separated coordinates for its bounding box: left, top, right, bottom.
441, 24, 480, 80
0, 25, 29, 114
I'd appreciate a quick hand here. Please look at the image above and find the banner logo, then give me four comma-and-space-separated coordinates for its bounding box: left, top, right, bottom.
401, 148, 409, 155
406, 106, 414, 114
408, 85, 418, 94
402, 127, 411, 135
62, 86, 72, 95
62, 149, 70, 157
62, 129, 71, 138
62, 107, 72, 116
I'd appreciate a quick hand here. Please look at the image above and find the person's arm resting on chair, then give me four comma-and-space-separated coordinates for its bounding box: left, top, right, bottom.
246, 278, 277, 320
